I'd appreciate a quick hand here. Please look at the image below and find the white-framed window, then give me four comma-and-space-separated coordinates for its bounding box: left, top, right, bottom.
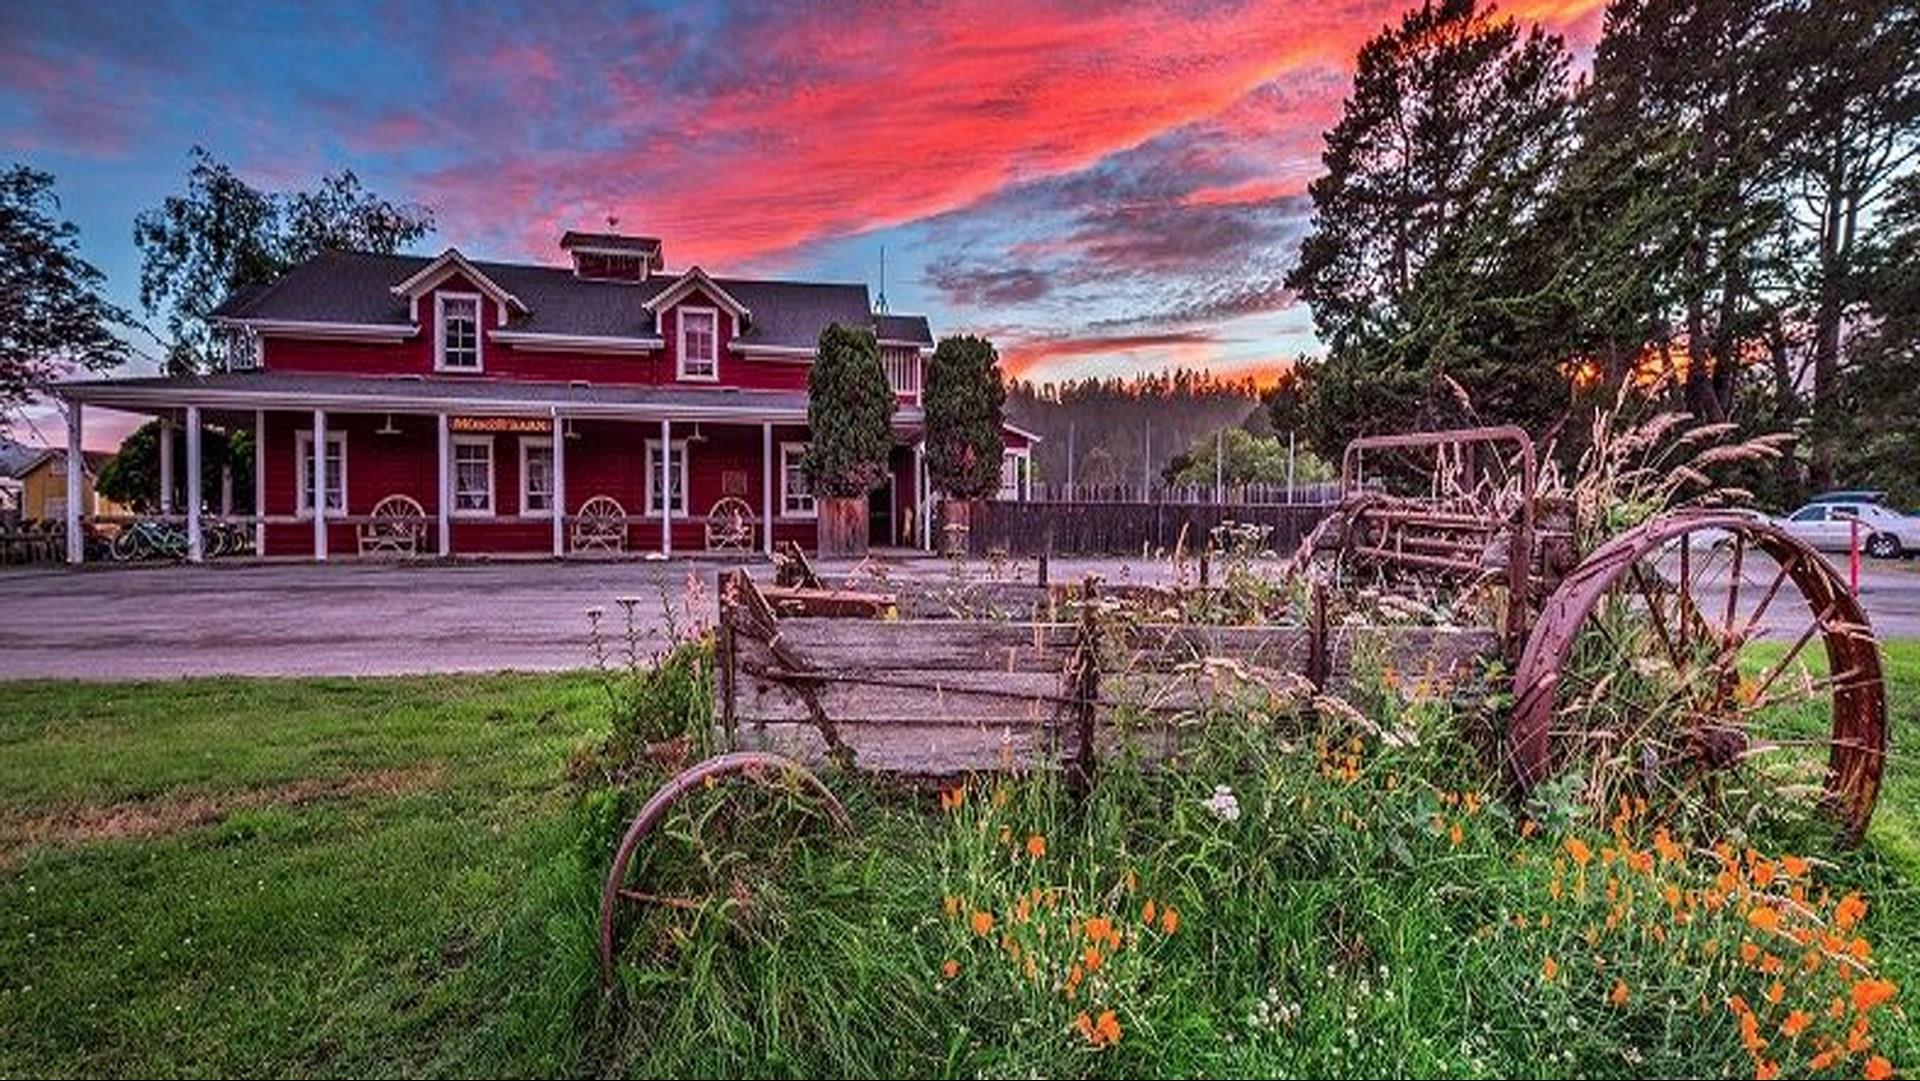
779, 441, 816, 518
436, 292, 483, 371
676, 307, 718, 381
644, 438, 689, 516
519, 436, 554, 517
295, 430, 347, 517
451, 435, 494, 515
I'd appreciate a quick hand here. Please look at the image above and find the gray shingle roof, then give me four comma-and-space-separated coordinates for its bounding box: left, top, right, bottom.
875, 314, 933, 345
213, 251, 935, 350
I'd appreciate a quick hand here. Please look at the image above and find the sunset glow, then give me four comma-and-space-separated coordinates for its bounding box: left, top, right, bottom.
1, 0, 1605, 405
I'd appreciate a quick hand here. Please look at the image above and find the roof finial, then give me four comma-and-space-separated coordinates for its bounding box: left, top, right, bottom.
875, 244, 889, 315
606, 211, 619, 231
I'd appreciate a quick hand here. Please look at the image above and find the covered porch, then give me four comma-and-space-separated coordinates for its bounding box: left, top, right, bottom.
51, 372, 936, 564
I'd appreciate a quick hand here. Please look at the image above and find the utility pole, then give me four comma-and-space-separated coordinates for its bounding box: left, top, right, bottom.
1066, 421, 1076, 495
1286, 429, 1296, 504
1142, 422, 1152, 501
1214, 428, 1224, 503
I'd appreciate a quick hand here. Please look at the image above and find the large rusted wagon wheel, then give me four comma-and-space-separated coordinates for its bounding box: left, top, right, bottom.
1508, 510, 1887, 844
598, 751, 852, 983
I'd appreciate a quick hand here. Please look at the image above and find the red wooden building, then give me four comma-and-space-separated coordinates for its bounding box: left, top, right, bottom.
50, 232, 1037, 563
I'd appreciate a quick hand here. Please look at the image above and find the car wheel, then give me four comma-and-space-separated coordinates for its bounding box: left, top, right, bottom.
1865, 533, 1902, 560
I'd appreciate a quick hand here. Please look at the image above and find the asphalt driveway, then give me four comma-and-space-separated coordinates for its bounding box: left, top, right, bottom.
0, 552, 1915, 681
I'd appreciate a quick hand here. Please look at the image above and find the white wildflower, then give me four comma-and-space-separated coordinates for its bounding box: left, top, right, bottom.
1201, 783, 1242, 822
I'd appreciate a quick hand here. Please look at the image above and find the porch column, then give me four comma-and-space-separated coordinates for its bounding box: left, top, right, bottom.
64, 399, 83, 564
550, 409, 566, 558
659, 417, 672, 557
311, 408, 328, 561
921, 443, 936, 552
253, 409, 266, 554
185, 405, 204, 563
158, 415, 175, 515
761, 421, 774, 557
436, 413, 451, 557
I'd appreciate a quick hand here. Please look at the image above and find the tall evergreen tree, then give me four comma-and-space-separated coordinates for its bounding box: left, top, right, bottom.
1579, 0, 1794, 425
1774, 0, 1920, 488
802, 324, 895, 497
922, 335, 1006, 500
1285, 0, 1575, 453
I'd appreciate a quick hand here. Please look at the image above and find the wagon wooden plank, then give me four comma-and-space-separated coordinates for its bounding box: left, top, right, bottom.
738, 721, 1062, 774
771, 619, 1079, 673
735, 669, 1067, 725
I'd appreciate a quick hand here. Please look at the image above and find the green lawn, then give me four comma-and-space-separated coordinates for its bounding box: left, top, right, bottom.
0, 648, 1913, 1078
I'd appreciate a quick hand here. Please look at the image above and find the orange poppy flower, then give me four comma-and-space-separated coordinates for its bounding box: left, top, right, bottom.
1160, 906, 1180, 935
941, 958, 959, 980
1026, 834, 1046, 859
1779, 1010, 1811, 1038
1864, 1055, 1893, 1080
1835, 892, 1868, 931
970, 910, 995, 937
1609, 980, 1630, 1007
1095, 1009, 1122, 1046
1748, 905, 1783, 934
1565, 837, 1593, 867
1142, 900, 1157, 926
1542, 956, 1559, 982
1852, 978, 1898, 1013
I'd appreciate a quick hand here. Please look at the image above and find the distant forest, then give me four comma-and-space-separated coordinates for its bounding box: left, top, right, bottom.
1005, 369, 1277, 487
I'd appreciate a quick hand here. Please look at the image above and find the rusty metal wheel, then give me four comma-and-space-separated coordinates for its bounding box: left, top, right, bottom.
1509, 510, 1887, 844
598, 751, 853, 984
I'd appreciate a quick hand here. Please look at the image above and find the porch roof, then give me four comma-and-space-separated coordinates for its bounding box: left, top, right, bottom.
52, 370, 926, 426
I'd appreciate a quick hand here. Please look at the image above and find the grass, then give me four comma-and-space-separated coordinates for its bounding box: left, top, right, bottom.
0, 645, 1914, 1078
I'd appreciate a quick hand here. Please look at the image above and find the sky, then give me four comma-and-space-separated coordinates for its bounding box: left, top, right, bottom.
1, 0, 1606, 449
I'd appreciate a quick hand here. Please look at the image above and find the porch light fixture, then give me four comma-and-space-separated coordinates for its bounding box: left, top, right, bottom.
376, 413, 401, 436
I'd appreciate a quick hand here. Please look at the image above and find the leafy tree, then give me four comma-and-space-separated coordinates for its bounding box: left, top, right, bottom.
135, 146, 433, 373
922, 335, 1006, 500
802, 323, 895, 497
95, 418, 253, 513
1163, 427, 1335, 488
1284, 0, 1576, 454
0, 165, 130, 418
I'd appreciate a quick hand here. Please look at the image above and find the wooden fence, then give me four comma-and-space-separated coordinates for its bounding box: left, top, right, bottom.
1025, 481, 1343, 505
956, 499, 1336, 557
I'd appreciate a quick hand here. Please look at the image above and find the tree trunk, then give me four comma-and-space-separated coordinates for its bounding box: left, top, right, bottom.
815, 495, 868, 559
1809, 172, 1847, 493
940, 497, 973, 557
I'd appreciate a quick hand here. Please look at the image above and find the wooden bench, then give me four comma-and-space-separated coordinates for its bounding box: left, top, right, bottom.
705, 496, 756, 552
357, 495, 427, 557
571, 495, 628, 553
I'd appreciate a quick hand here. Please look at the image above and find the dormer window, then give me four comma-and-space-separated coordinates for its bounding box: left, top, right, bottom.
436, 293, 481, 371
678, 307, 718, 381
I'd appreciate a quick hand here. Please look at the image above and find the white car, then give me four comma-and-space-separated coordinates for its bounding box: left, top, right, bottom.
1777, 501, 1920, 559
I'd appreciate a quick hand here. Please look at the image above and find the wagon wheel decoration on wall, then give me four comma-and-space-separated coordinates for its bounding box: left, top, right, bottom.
1508, 510, 1888, 845
598, 751, 853, 983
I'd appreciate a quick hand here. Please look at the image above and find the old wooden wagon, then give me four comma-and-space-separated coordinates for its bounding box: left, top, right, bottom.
599, 426, 1888, 979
